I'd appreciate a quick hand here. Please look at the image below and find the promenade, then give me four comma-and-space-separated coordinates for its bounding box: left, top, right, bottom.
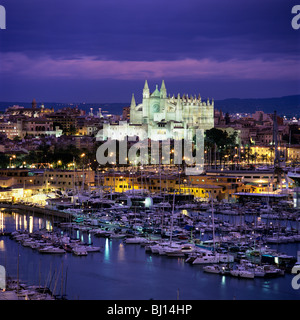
0, 203, 71, 221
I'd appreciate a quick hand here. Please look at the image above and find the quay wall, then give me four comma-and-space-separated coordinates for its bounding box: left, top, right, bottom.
0, 203, 72, 221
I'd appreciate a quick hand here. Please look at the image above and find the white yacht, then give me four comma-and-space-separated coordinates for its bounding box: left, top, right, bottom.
38, 246, 66, 254
192, 250, 234, 264
149, 242, 172, 254
125, 237, 147, 244
84, 246, 101, 252
72, 246, 88, 256
203, 265, 222, 274
165, 244, 197, 257
109, 232, 127, 239
192, 250, 220, 264
230, 265, 255, 279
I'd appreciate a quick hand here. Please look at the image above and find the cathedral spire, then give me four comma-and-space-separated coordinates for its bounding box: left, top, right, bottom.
143, 80, 150, 98
160, 80, 167, 98
144, 80, 149, 91
131, 93, 136, 108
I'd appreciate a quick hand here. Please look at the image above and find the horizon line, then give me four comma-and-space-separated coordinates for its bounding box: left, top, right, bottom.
0, 93, 300, 105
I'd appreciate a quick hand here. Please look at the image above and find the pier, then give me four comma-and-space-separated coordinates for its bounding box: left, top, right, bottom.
0, 203, 72, 221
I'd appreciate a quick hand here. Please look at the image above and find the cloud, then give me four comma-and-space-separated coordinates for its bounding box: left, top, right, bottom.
0, 0, 299, 101
0, 0, 298, 62
0, 52, 299, 82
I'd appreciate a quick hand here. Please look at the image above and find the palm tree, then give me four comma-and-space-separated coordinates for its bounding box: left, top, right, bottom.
253, 152, 258, 165
249, 154, 256, 164
261, 154, 268, 164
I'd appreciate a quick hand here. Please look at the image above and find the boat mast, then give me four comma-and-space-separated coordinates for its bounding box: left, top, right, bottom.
169, 190, 176, 246
210, 191, 215, 252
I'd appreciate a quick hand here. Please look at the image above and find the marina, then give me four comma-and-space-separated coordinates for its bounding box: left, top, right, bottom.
1, 190, 300, 300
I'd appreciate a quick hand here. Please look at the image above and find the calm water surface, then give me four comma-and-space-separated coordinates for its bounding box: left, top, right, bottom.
1, 210, 300, 300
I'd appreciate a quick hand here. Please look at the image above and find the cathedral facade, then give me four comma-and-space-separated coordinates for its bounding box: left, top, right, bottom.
103, 80, 214, 141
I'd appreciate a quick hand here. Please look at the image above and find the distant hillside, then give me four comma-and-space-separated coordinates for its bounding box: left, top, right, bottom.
0, 102, 128, 115
0, 95, 299, 117
215, 95, 300, 117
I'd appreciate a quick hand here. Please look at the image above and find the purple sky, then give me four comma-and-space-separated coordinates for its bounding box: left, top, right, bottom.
0, 0, 299, 103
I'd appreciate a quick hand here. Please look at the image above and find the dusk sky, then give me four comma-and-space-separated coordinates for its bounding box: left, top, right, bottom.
0, 0, 299, 104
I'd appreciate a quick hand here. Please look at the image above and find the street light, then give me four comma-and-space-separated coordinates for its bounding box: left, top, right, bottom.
9, 155, 16, 168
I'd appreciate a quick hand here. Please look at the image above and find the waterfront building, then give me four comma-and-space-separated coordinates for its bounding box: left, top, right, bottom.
101, 170, 266, 201
287, 145, 300, 163
43, 169, 95, 190
0, 168, 43, 186
206, 169, 276, 187
0, 176, 15, 188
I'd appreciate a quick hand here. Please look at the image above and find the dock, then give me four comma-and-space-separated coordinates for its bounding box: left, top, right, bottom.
0, 203, 72, 221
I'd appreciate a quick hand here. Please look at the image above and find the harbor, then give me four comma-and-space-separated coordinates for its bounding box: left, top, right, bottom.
1, 187, 300, 300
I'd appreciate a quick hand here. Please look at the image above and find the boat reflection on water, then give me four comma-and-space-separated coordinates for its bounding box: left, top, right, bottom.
1, 209, 300, 300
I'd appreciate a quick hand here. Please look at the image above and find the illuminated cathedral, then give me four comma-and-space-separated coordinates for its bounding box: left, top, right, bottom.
103, 80, 214, 141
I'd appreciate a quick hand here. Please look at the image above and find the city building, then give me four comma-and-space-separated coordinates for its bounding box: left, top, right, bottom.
101, 170, 266, 201
43, 169, 95, 190
0, 120, 22, 139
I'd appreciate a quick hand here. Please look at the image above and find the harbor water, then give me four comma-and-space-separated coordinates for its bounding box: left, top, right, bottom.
1, 210, 300, 300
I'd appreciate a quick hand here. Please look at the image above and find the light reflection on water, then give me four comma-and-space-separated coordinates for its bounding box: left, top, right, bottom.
176, 258, 185, 268
38, 218, 43, 230
1, 211, 300, 300
104, 238, 110, 262
0, 240, 4, 252
29, 216, 33, 233
0, 212, 4, 232
117, 242, 125, 261
10, 211, 52, 232
221, 275, 226, 286
88, 233, 92, 245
